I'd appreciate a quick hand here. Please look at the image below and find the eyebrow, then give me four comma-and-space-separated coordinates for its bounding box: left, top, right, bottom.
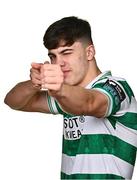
60, 48, 73, 54
48, 48, 73, 56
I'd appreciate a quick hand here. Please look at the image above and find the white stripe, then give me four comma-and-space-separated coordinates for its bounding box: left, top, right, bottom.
128, 97, 137, 113
110, 76, 126, 82
82, 117, 137, 147
116, 122, 137, 147
61, 153, 134, 179
49, 96, 59, 114
115, 96, 137, 117
83, 116, 111, 135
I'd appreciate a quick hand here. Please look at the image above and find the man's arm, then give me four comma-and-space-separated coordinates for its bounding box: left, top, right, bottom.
49, 84, 108, 118
4, 62, 50, 113
4, 80, 50, 113
41, 63, 108, 118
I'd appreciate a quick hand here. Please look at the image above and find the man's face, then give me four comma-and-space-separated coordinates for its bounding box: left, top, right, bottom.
48, 41, 91, 86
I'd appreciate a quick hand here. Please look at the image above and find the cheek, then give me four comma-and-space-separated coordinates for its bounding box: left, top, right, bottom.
75, 55, 88, 73
72, 58, 88, 79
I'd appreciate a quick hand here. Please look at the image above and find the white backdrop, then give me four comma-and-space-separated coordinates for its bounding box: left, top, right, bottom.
0, 0, 137, 179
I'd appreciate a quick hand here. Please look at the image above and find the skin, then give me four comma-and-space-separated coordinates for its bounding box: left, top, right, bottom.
46, 41, 92, 87
4, 40, 108, 117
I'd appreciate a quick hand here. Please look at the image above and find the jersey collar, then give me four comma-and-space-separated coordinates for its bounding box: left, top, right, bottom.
85, 71, 112, 89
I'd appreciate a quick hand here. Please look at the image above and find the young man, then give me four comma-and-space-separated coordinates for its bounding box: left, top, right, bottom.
4, 16, 137, 179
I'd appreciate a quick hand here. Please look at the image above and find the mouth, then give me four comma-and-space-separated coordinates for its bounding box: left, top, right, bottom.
62, 70, 71, 78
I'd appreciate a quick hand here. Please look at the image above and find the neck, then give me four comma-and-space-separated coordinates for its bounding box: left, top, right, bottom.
79, 58, 101, 87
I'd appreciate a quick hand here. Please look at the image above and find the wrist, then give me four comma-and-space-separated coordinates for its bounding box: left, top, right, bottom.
28, 80, 41, 92
48, 84, 66, 98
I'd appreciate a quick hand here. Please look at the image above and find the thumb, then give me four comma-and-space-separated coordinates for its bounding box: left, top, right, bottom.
31, 62, 43, 69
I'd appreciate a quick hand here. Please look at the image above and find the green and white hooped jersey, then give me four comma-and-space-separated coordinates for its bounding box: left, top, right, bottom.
47, 71, 137, 179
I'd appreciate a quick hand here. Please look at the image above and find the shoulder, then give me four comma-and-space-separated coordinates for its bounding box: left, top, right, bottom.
93, 73, 134, 101
92, 72, 136, 116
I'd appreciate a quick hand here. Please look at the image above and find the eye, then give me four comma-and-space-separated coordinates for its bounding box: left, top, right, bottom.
63, 52, 72, 55
49, 56, 56, 64
49, 55, 53, 60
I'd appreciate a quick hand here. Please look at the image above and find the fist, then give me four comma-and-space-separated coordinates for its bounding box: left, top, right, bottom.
41, 62, 64, 91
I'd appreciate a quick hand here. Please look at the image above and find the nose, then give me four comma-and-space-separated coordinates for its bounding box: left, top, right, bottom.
56, 56, 65, 66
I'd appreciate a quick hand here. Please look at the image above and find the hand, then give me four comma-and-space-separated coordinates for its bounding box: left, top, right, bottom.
30, 62, 43, 89
40, 61, 64, 92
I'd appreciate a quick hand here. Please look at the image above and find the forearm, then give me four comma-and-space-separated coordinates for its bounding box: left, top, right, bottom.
4, 80, 41, 110
49, 84, 93, 115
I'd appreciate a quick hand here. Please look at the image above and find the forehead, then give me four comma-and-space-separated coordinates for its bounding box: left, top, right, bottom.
48, 41, 83, 54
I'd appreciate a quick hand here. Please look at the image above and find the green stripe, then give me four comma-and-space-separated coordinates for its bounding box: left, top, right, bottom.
47, 95, 55, 114
63, 134, 136, 165
92, 82, 106, 89
55, 100, 74, 117
61, 172, 124, 179
92, 77, 108, 87
55, 100, 66, 115
88, 71, 111, 88
118, 80, 134, 102
109, 112, 137, 130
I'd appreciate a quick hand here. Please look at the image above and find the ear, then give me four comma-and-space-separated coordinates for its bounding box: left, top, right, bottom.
86, 45, 95, 61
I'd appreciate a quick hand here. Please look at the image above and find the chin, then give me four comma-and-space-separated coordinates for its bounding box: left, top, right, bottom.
64, 79, 79, 86
64, 79, 73, 85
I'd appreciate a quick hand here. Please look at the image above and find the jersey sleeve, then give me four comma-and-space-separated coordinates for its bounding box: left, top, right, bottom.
46, 93, 69, 115
46, 93, 59, 114
92, 78, 131, 117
